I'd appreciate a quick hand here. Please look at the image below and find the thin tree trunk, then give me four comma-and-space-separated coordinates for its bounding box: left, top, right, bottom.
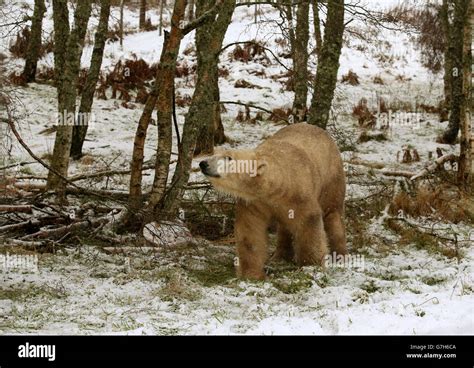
47, 0, 92, 195
159, 0, 164, 36
188, 0, 195, 21
440, 0, 453, 121
440, 0, 470, 144
139, 0, 147, 30
52, 0, 69, 104
70, 0, 111, 159
194, 0, 234, 155
22, 0, 46, 83
159, 0, 235, 216
145, 0, 188, 218
457, 0, 472, 184
307, 0, 345, 129
121, 0, 225, 230
292, 0, 309, 122
312, 0, 322, 58
119, 0, 124, 47
127, 37, 167, 213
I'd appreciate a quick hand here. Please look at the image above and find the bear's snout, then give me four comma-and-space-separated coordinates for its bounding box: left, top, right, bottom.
200, 160, 219, 177
199, 160, 209, 172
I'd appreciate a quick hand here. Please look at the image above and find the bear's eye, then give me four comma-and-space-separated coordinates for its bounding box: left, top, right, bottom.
225, 156, 233, 161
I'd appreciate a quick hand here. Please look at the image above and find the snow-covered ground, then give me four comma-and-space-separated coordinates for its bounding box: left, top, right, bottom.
0, 1, 473, 335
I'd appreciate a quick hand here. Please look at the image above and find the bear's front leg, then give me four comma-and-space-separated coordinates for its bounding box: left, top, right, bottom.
235, 201, 270, 280
294, 211, 329, 266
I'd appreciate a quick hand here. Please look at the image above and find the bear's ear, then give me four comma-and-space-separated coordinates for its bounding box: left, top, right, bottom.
257, 160, 267, 176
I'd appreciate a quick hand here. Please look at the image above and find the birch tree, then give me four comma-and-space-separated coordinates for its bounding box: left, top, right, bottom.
22, 0, 46, 83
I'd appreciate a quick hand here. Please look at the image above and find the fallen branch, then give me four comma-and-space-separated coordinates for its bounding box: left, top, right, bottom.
1, 238, 46, 247
379, 169, 415, 179
0, 161, 36, 171
21, 215, 112, 240
410, 154, 457, 181
220, 101, 276, 116
0, 205, 32, 213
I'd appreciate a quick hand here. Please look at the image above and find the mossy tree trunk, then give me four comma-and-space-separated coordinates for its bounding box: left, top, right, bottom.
193, 0, 235, 155
307, 0, 345, 129
70, 0, 111, 160
159, 0, 235, 217
22, 0, 46, 83
312, 0, 322, 58
122, 0, 226, 230
440, 0, 453, 121
457, 0, 472, 185
47, 0, 92, 196
139, 0, 147, 30
291, 0, 309, 122
440, 0, 471, 144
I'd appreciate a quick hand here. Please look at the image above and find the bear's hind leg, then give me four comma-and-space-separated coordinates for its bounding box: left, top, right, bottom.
235, 202, 270, 280
294, 212, 328, 266
270, 225, 294, 263
323, 211, 347, 255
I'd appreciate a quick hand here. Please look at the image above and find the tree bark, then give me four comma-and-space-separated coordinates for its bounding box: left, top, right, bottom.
47, 0, 92, 195
440, 0, 453, 121
119, 0, 124, 47
307, 0, 345, 129
70, 0, 111, 159
292, 0, 309, 122
440, 0, 470, 144
457, 0, 472, 185
139, 0, 147, 30
312, 0, 322, 58
52, 0, 70, 104
193, 0, 234, 155
188, 0, 195, 21
22, 0, 46, 83
121, 0, 225, 230
159, 0, 235, 217
159, 0, 165, 36
145, 0, 188, 218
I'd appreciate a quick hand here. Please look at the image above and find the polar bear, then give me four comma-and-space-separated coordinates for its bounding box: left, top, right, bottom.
199, 123, 347, 280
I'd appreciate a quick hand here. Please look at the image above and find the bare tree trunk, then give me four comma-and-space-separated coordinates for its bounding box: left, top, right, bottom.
292, 0, 309, 122
22, 0, 46, 83
121, 0, 225, 230
440, 0, 470, 144
139, 0, 147, 30
457, 0, 472, 185
47, 0, 92, 195
52, 0, 69, 104
188, 0, 195, 21
440, 0, 453, 122
194, 0, 234, 155
145, 0, 188, 218
159, 0, 164, 36
70, 0, 111, 160
159, 0, 235, 216
307, 0, 345, 129
119, 0, 124, 47
311, 0, 322, 58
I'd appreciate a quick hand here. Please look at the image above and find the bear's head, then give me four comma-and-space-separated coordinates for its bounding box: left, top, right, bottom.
199, 149, 268, 201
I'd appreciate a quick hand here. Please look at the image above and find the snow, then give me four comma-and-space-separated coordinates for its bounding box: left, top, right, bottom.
1, 1, 473, 335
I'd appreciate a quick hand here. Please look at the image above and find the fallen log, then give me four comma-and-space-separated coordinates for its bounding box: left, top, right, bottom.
21, 216, 111, 240
409, 153, 457, 181
0, 205, 32, 213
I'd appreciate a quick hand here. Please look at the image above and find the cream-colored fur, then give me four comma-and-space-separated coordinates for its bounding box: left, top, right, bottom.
200, 123, 347, 280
